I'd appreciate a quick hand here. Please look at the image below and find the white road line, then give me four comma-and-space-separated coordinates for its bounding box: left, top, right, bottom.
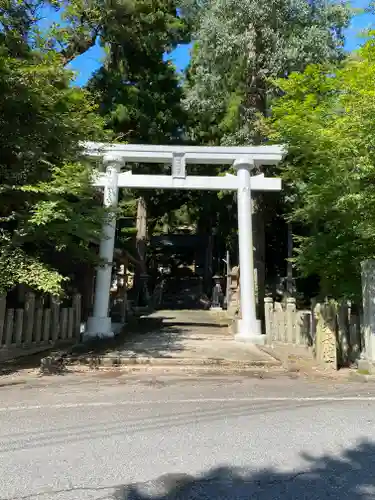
0, 396, 373, 412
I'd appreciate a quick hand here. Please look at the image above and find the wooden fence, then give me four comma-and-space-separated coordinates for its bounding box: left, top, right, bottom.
264, 297, 362, 368
0, 293, 81, 359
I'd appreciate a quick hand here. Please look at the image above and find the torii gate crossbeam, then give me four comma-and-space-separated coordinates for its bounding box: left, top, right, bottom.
83, 142, 284, 345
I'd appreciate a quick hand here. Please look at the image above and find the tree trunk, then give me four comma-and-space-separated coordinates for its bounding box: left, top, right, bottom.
134, 196, 148, 305
244, 27, 267, 326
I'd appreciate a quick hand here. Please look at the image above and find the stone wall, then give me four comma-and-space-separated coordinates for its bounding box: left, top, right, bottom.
264, 297, 362, 369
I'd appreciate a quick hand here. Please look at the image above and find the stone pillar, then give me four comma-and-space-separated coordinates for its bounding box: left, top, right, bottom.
234, 158, 262, 343
286, 297, 296, 344
227, 266, 239, 318
264, 297, 274, 344
315, 301, 338, 370
210, 275, 223, 310
360, 260, 375, 365
85, 153, 124, 339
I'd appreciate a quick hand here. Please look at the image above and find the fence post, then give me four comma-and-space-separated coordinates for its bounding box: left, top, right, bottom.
67, 307, 74, 339
23, 292, 35, 345
73, 294, 81, 340
60, 308, 68, 339
274, 302, 284, 342
42, 309, 51, 343
337, 301, 349, 366
312, 301, 320, 352
0, 296, 6, 346
311, 298, 317, 338
51, 297, 60, 342
295, 312, 304, 346
34, 302, 43, 343
264, 297, 273, 344
286, 297, 296, 344
348, 304, 361, 363
5, 309, 14, 346
14, 309, 24, 346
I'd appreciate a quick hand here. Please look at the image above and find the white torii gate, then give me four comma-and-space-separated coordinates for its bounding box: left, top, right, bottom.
83, 141, 284, 345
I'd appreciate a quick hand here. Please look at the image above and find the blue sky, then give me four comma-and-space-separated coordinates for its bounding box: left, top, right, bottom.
62, 0, 373, 86
67, 39, 193, 87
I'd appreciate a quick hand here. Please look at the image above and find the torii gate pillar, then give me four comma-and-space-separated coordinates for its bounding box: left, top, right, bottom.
234, 158, 262, 343
85, 154, 123, 339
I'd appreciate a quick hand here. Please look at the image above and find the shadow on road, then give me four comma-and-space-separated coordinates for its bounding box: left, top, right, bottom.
112, 440, 375, 499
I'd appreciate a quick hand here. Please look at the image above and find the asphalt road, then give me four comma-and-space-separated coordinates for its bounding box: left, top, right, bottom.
1, 375, 375, 499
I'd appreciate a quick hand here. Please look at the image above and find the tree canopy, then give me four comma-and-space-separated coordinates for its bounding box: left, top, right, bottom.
0, 4, 108, 295
264, 36, 375, 299
87, 0, 193, 238
0, 0, 191, 296
181, 0, 352, 299
184, 0, 351, 145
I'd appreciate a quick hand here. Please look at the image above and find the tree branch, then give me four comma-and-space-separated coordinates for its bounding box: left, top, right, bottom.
60, 28, 99, 66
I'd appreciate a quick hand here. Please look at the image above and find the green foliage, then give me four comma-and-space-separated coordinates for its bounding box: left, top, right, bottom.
117, 195, 138, 249
181, 0, 353, 287
1, 0, 190, 65
0, 0, 41, 57
90, 59, 185, 145
0, 38, 108, 295
265, 36, 375, 299
184, 0, 351, 146
0, 246, 66, 296
46, 0, 190, 65
0, 0, 195, 296
87, 0, 192, 233
87, 0, 187, 144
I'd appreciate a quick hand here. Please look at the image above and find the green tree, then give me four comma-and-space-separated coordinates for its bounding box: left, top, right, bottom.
87, 0, 193, 286
181, 0, 351, 306
46, 0, 190, 65
87, 0, 188, 153
184, 0, 351, 145
264, 36, 375, 300
0, 23, 108, 294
